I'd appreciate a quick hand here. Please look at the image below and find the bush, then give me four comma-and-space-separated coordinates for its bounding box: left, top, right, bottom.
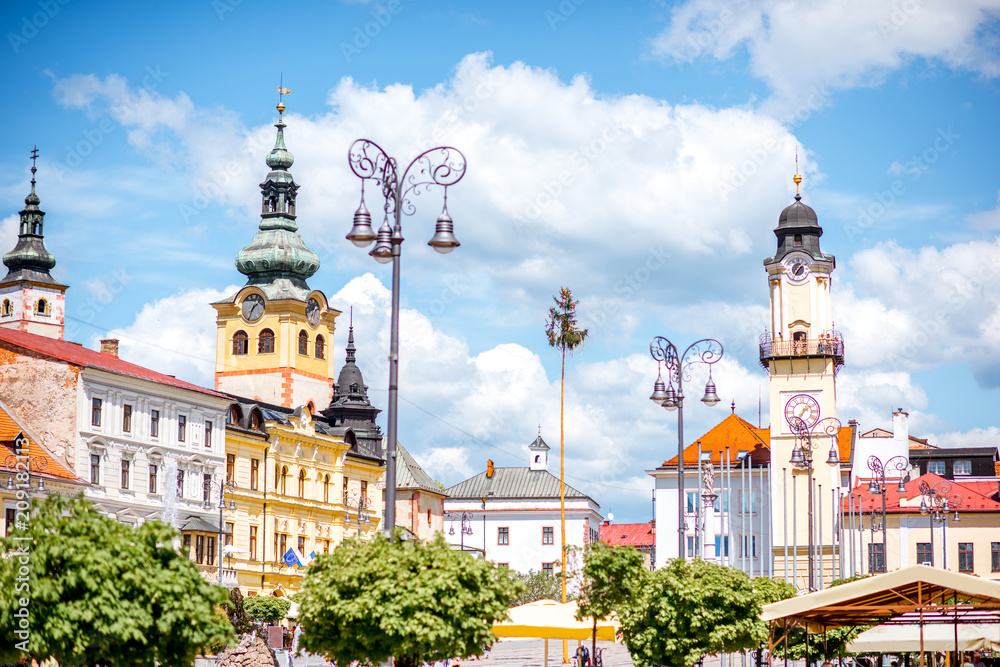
243, 595, 292, 624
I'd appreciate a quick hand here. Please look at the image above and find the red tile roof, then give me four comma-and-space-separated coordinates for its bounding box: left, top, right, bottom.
0, 328, 225, 398
660, 413, 854, 468
846, 473, 1000, 513
600, 522, 654, 548
0, 406, 82, 482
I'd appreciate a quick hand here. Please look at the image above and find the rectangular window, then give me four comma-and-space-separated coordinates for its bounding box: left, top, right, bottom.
686, 535, 695, 558
250, 459, 259, 490
324, 540, 330, 554
205, 421, 213, 448
150, 409, 160, 438
120, 459, 130, 489
954, 460, 972, 475
226, 454, 235, 483
177, 470, 185, 498
122, 404, 132, 433
542, 526, 554, 545
917, 542, 933, 566
278, 534, 287, 562
739, 489, 757, 515
249, 526, 258, 561
868, 543, 886, 573
183, 534, 192, 559
298, 536, 306, 555
196, 535, 205, 564
148, 464, 158, 494
713, 491, 729, 513
343, 476, 349, 499
959, 543, 974, 572
361, 479, 368, 500
178, 415, 186, 442
497, 563, 509, 569
686, 491, 700, 514
498, 527, 510, 545
715, 535, 730, 557
928, 460, 945, 475
542, 562, 554, 576
90, 454, 101, 485
207, 536, 216, 566
203, 474, 212, 503
225, 522, 234, 547
992, 543, 1000, 572
91, 398, 102, 427
5, 508, 15, 537
740, 533, 758, 559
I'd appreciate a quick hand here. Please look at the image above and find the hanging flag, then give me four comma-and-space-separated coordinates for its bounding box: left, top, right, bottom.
283, 547, 304, 568
309, 551, 317, 563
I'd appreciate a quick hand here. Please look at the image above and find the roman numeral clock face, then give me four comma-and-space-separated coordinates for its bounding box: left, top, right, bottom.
784, 394, 820, 429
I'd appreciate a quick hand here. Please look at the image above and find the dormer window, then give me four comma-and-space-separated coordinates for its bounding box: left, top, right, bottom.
249, 409, 264, 431
227, 405, 242, 426
350, 383, 359, 393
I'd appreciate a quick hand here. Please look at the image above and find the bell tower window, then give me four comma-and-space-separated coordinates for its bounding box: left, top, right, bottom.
793, 234, 803, 247
298, 330, 309, 355
2, 300, 11, 317
35, 299, 48, 316
258, 329, 275, 354
315, 334, 325, 360
232, 331, 248, 355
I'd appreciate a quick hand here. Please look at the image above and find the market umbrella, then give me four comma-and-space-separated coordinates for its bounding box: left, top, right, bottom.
847, 623, 1000, 653
492, 600, 618, 667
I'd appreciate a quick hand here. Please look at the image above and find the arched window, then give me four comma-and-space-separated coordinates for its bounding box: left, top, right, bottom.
232, 331, 248, 355
315, 335, 325, 360
279, 466, 288, 495
249, 409, 264, 431
35, 299, 48, 316
1, 299, 11, 317
258, 329, 275, 354
227, 405, 242, 426
298, 469, 306, 499
298, 330, 309, 355
793, 234, 803, 247
323, 474, 330, 503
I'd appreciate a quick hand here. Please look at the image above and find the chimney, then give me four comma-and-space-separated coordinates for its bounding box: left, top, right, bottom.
892, 409, 909, 444
100, 339, 119, 358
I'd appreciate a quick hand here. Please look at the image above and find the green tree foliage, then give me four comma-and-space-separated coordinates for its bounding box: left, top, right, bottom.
619, 559, 786, 667
243, 595, 291, 624
498, 568, 566, 607
577, 542, 647, 658
298, 531, 518, 667
0, 493, 233, 666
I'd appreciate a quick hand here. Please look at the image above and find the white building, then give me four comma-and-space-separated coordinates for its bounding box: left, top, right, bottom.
444, 435, 603, 574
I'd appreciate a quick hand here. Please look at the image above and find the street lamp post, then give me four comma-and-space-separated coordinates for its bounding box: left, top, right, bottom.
865, 455, 909, 574
344, 492, 372, 535
447, 512, 473, 551
919, 480, 960, 569
3, 433, 48, 497
788, 416, 841, 591
346, 139, 467, 538
203, 478, 238, 584
649, 337, 723, 559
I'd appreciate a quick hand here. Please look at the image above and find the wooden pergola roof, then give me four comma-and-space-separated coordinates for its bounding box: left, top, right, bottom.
762, 566, 1000, 633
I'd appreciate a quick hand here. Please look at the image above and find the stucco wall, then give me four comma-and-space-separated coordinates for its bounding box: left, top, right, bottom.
0, 342, 78, 464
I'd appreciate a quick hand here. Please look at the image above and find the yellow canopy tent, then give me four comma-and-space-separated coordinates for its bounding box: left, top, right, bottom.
492, 600, 618, 667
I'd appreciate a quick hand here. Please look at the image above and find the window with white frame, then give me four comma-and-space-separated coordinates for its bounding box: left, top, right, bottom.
738, 489, 757, 515
928, 460, 946, 475
954, 460, 972, 475
739, 532, 758, 559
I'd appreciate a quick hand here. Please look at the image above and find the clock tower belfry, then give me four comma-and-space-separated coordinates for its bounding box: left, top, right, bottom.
762, 174, 846, 588
212, 102, 339, 409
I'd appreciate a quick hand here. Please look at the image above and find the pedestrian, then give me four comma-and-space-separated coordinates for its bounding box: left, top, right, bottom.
972, 653, 986, 667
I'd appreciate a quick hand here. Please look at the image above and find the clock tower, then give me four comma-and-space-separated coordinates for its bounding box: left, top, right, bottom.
762, 174, 845, 588
212, 102, 339, 409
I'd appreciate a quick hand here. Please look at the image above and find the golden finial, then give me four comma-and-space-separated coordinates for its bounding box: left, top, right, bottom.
277, 75, 291, 119
793, 147, 802, 197
793, 173, 802, 196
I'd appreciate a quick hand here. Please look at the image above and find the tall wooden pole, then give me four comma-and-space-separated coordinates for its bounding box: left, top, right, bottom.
560, 343, 568, 664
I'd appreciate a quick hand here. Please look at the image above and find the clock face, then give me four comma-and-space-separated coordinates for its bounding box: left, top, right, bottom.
241, 294, 265, 322
784, 394, 820, 429
785, 257, 811, 283
306, 298, 321, 326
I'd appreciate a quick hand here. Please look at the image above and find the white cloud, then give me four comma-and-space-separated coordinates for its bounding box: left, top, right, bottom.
968, 196, 1000, 232
930, 425, 1000, 449
0, 214, 17, 253
649, 0, 1000, 112
412, 447, 476, 482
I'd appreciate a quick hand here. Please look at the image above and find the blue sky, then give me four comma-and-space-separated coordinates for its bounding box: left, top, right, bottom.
3, 0, 999, 522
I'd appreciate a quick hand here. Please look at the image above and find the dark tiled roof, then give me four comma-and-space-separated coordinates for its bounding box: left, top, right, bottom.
446, 467, 592, 501
395, 443, 445, 495
0, 328, 226, 398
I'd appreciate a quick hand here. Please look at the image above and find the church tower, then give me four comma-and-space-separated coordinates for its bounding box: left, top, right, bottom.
762, 174, 845, 588
212, 102, 339, 409
0, 149, 68, 340
322, 318, 384, 457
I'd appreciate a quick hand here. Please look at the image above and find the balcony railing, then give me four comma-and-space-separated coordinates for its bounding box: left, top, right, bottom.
759, 332, 845, 374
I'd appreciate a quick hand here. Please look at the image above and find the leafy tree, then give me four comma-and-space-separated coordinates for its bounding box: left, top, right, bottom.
576, 542, 647, 659
619, 559, 781, 667
545, 287, 589, 608
298, 531, 519, 667
498, 568, 566, 607
243, 595, 291, 624
0, 493, 233, 666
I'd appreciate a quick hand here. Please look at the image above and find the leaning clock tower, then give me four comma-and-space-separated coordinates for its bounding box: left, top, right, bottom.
762, 174, 845, 588
212, 102, 339, 409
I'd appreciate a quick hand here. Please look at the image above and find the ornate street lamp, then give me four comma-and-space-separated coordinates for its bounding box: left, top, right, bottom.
3, 433, 48, 495
346, 139, 467, 538
649, 336, 723, 558
918, 479, 961, 569
446, 511, 474, 551
203, 478, 238, 585
864, 454, 909, 573
788, 416, 841, 591
344, 492, 373, 535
